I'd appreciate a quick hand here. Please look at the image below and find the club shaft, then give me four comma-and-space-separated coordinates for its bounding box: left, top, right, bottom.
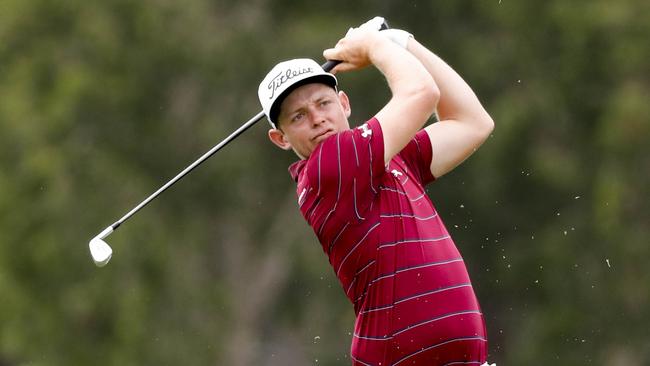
108, 60, 343, 231
111, 111, 265, 229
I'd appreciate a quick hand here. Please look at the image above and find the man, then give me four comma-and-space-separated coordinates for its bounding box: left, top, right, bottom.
258, 19, 495, 366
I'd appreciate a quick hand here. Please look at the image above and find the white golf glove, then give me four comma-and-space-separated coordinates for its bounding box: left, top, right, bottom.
357, 16, 387, 31
346, 16, 385, 37
382, 28, 413, 49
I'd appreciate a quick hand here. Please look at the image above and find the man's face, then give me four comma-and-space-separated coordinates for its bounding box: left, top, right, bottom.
268, 83, 351, 159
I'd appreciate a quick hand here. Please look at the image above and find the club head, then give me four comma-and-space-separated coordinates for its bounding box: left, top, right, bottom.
89, 237, 113, 267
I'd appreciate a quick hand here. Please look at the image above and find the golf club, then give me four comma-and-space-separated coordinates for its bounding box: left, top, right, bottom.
89, 19, 389, 267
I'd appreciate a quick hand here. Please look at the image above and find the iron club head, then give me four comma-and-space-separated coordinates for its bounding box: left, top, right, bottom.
89, 237, 112, 267
89, 226, 114, 267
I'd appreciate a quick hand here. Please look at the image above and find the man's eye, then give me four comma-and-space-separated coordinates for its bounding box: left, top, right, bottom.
292, 113, 304, 122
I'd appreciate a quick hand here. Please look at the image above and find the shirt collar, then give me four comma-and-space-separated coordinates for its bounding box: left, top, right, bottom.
288, 159, 307, 182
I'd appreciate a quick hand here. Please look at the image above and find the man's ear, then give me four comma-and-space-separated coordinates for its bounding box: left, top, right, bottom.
338, 90, 352, 118
268, 128, 292, 150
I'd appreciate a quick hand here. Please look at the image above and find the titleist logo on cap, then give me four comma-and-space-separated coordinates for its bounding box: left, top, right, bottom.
267, 67, 314, 99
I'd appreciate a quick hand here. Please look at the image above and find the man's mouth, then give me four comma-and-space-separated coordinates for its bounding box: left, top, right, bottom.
313, 129, 334, 142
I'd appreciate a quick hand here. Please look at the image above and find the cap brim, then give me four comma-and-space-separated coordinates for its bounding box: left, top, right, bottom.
269, 74, 337, 126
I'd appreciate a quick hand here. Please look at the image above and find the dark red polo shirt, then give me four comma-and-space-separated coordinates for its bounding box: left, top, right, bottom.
289, 118, 487, 365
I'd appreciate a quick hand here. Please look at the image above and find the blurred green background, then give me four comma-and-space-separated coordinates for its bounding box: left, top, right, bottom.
1, 0, 648, 365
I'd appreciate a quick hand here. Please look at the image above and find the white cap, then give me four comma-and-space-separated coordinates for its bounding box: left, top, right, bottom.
258, 58, 337, 128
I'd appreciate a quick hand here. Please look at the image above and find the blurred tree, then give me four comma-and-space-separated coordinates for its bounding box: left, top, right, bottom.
0, 0, 648, 365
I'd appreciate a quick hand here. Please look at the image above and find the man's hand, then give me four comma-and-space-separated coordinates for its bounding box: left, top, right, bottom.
326, 19, 439, 164
324, 17, 412, 73
356, 16, 413, 49
355, 16, 386, 32
323, 27, 388, 74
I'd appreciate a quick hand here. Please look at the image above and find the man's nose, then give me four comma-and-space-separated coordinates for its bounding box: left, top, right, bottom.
309, 108, 325, 126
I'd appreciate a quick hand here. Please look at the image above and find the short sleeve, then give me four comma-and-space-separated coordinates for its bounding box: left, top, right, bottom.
396, 129, 435, 185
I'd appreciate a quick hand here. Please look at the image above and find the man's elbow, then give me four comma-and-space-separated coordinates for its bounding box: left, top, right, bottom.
474, 111, 494, 142
414, 79, 440, 117
482, 112, 495, 136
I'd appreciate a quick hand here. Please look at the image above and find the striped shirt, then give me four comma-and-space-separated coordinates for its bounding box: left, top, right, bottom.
289, 118, 487, 365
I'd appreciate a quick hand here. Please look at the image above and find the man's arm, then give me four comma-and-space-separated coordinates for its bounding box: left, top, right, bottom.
405, 37, 494, 178
323, 29, 440, 164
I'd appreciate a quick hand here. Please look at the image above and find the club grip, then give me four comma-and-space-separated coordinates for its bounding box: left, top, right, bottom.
321, 59, 341, 72
321, 19, 390, 72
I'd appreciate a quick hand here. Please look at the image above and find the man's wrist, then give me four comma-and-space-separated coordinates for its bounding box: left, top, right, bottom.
367, 32, 401, 65
383, 29, 413, 49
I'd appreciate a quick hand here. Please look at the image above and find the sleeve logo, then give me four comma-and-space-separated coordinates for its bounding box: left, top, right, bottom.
357, 123, 372, 138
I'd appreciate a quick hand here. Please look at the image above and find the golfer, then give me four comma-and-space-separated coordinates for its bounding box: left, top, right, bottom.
258, 19, 495, 366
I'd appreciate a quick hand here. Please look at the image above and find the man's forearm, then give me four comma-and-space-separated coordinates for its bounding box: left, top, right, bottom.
406, 39, 492, 126
401, 37, 493, 178
369, 35, 436, 104
369, 35, 440, 162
